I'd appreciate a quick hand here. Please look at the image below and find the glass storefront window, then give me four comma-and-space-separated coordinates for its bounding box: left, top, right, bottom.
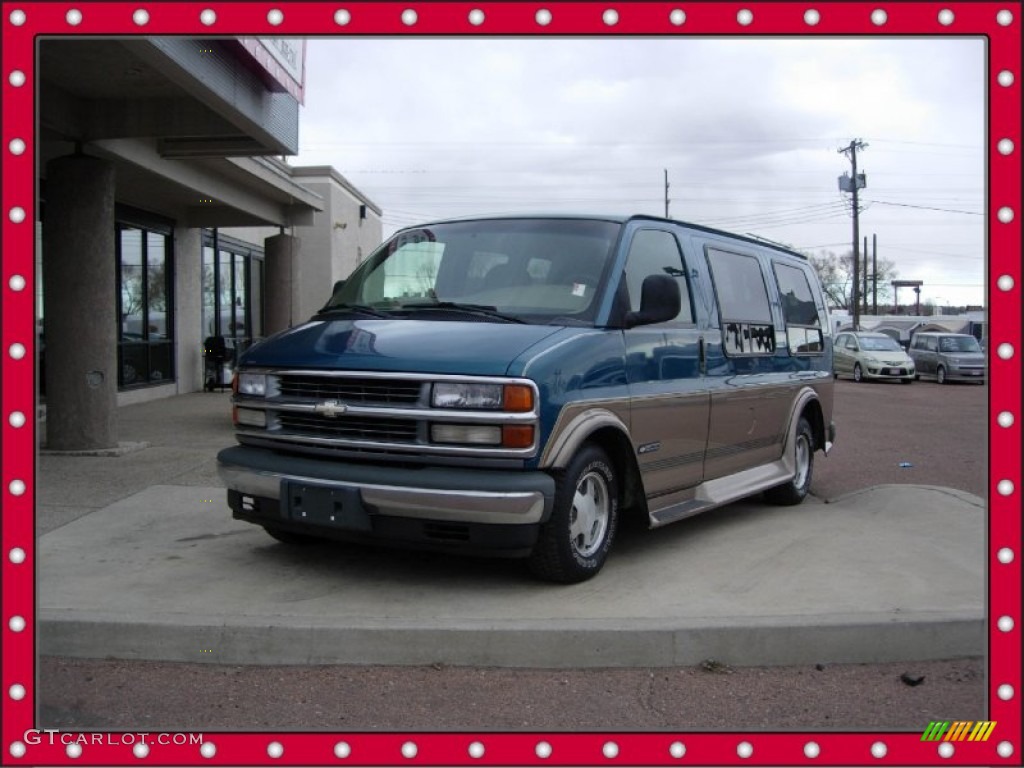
201, 230, 264, 365
116, 214, 174, 389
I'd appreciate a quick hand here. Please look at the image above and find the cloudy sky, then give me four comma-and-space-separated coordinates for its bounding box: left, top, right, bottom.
292, 37, 986, 308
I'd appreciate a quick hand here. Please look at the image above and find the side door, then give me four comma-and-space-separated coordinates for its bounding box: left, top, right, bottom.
620, 228, 710, 498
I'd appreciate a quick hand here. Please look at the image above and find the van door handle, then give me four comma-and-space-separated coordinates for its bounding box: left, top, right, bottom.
698, 337, 706, 375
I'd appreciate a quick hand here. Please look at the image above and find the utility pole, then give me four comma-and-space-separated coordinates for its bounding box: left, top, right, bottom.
863, 235, 869, 315
664, 169, 670, 219
872, 234, 878, 314
839, 139, 867, 328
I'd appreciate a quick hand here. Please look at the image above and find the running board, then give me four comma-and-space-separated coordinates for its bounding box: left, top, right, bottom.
648, 459, 792, 528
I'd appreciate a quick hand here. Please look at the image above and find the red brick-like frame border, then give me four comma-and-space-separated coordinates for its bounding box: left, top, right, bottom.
1, 2, 1020, 765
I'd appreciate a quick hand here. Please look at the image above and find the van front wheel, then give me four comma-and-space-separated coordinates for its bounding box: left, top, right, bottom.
764, 417, 814, 506
529, 445, 619, 583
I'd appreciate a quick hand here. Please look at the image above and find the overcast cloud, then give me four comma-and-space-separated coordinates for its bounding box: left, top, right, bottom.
293, 37, 986, 308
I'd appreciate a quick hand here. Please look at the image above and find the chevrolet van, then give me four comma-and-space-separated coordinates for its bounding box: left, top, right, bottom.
217, 215, 836, 582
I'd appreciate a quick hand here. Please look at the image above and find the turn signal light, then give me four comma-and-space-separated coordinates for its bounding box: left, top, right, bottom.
502, 424, 535, 449
503, 384, 534, 412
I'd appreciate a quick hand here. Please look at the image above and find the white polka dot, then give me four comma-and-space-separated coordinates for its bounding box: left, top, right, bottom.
536, 9, 552, 26
9, 479, 25, 496
267, 9, 283, 25
804, 9, 820, 25
737, 9, 753, 25
468, 741, 485, 758
200, 8, 216, 25
998, 206, 1015, 223
669, 742, 686, 758
804, 742, 820, 758
65, 8, 82, 25
997, 741, 1014, 758
669, 9, 685, 25
133, 743, 149, 758
536, 741, 552, 759
603, 9, 618, 25
9, 206, 26, 224
998, 683, 1015, 699
133, 9, 149, 25
9, 742, 26, 759
996, 9, 1014, 25
9, 343, 26, 360
998, 70, 1015, 87
997, 547, 1015, 564
997, 274, 1015, 291
8, 138, 25, 156
401, 742, 417, 759
997, 615, 1014, 632
9, 70, 26, 87
997, 343, 1014, 360
871, 9, 887, 25
9, 411, 26, 428
938, 9, 954, 25
200, 742, 216, 758
9, 274, 26, 291
334, 741, 351, 758
938, 742, 954, 758
998, 480, 1015, 496
66, 743, 82, 758
603, 741, 619, 758
401, 9, 417, 25
267, 741, 283, 758
8, 684, 26, 700
871, 742, 887, 758
998, 138, 1014, 155
468, 9, 484, 25
9, 9, 26, 25
334, 9, 351, 25
9, 547, 26, 564
737, 741, 753, 758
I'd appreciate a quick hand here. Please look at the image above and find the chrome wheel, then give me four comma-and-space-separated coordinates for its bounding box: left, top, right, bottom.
570, 469, 611, 559
793, 431, 811, 490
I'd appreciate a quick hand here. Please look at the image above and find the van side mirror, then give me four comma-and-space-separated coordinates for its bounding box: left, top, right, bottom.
624, 274, 680, 329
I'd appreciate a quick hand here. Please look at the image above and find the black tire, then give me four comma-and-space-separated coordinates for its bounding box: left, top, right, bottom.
853, 363, 864, 383
764, 416, 815, 506
937, 365, 947, 384
528, 444, 619, 583
263, 525, 320, 545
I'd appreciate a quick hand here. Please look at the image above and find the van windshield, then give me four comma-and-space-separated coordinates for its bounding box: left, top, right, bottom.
323, 218, 621, 325
939, 336, 982, 353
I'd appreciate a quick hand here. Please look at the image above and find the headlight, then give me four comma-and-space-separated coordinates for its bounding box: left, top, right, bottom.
238, 372, 267, 396
432, 382, 534, 412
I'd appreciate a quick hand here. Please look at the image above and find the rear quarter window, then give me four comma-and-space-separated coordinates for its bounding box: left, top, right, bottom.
773, 261, 824, 355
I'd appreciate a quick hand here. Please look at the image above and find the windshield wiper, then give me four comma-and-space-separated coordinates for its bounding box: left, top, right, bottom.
317, 303, 392, 319
399, 301, 525, 324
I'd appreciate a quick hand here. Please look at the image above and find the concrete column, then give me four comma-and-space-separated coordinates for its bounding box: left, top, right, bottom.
263, 233, 301, 335
174, 226, 203, 393
42, 154, 117, 450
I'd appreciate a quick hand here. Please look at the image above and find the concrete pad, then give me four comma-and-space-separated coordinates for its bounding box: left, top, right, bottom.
38, 484, 984, 668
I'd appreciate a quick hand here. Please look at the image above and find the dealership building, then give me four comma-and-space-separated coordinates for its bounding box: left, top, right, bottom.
37, 37, 382, 451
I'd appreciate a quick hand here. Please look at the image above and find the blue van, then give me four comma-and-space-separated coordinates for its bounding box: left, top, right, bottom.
217, 215, 835, 582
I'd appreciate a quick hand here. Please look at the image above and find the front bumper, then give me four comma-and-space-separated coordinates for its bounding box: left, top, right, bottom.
217, 445, 556, 555
863, 364, 915, 381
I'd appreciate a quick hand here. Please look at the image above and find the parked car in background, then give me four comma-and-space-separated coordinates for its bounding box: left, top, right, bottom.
833, 331, 915, 383
909, 332, 986, 384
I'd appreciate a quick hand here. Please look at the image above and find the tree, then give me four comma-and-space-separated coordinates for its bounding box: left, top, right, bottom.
807, 249, 898, 312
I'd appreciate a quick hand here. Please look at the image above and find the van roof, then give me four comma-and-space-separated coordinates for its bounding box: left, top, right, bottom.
401, 213, 809, 261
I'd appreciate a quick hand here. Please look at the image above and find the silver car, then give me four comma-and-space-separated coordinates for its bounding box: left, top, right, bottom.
833, 331, 915, 383
908, 332, 985, 384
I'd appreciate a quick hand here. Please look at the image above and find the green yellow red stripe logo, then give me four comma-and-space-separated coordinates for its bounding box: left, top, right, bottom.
922, 721, 996, 742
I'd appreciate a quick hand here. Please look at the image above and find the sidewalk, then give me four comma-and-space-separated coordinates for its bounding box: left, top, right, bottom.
36, 393, 985, 668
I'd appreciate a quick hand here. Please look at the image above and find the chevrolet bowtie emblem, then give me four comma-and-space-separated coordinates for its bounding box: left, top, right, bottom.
314, 400, 347, 418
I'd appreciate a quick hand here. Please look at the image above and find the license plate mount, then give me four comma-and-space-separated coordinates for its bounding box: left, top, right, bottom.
282, 481, 371, 531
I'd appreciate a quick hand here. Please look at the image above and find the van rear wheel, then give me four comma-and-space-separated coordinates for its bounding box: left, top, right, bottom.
528, 444, 619, 583
764, 417, 814, 506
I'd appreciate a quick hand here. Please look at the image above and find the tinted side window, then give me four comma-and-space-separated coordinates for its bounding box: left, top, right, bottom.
774, 262, 824, 354
624, 229, 694, 324
926, 336, 938, 352
706, 247, 774, 356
